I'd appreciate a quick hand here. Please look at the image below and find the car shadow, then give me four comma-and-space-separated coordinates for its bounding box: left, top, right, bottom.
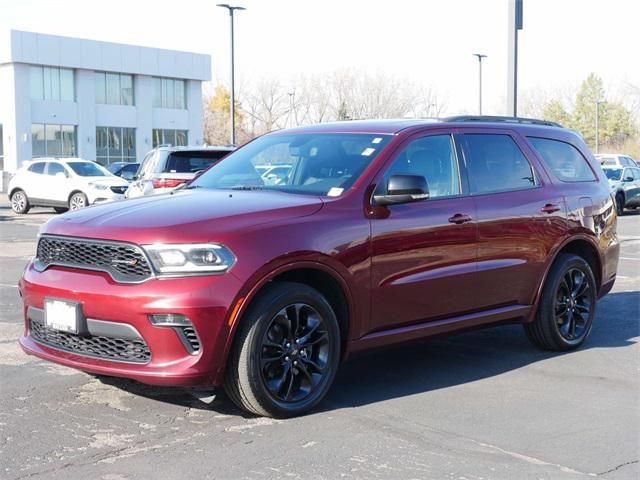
95, 290, 639, 416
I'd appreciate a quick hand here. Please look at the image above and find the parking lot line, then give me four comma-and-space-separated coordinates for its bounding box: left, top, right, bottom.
0, 283, 18, 288
619, 257, 639, 261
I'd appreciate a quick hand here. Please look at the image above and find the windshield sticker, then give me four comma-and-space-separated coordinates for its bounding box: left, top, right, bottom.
372, 137, 383, 144
361, 147, 376, 156
327, 187, 344, 197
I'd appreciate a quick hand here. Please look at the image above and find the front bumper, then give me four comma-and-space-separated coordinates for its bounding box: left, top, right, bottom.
19, 260, 242, 386
90, 190, 125, 205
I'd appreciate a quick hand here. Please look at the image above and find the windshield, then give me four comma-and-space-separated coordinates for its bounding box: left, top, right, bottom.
67, 162, 110, 177
604, 168, 622, 181
190, 133, 392, 196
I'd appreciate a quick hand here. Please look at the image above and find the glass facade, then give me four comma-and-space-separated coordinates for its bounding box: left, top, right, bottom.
31, 124, 77, 157
152, 129, 188, 147
152, 77, 186, 109
30, 66, 75, 101
96, 127, 136, 165
95, 72, 134, 105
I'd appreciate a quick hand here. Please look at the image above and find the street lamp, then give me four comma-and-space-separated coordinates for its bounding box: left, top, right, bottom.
473, 53, 487, 115
595, 100, 605, 153
217, 3, 246, 145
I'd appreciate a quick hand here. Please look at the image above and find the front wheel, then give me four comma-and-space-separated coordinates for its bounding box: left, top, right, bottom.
69, 192, 88, 211
53, 207, 69, 214
224, 282, 341, 418
10, 190, 30, 214
615, 193, 625, 216
524, 254, 597, 351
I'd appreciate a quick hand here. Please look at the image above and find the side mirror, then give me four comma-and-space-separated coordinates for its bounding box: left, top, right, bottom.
623, 176, 634, 182
373, 174, 429, 206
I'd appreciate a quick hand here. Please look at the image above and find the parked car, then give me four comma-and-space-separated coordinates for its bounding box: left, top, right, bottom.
125, 146, 235, 198
603, 165, 640, 215
106, 162, 140, 181
9, 158, 129, 214
595, 153, 638, 167
19, 116, 619, 417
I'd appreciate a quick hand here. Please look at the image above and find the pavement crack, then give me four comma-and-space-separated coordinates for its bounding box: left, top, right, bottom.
597, 459, 639, 476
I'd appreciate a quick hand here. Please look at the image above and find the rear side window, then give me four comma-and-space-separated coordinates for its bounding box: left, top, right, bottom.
28, 162, 45, 174
464, 134, 536, 194
528, 137, 596, 182
164, 151, 229, 173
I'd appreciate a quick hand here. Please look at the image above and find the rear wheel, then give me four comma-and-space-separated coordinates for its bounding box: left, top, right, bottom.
224, 282, 341, 418
615, 193, 625, 216
10, 190, 30, 214
69, 192, 88, 211
524, 254, 597, 351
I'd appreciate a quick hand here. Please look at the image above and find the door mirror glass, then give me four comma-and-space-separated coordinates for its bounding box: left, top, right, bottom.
373, 174, 429, 206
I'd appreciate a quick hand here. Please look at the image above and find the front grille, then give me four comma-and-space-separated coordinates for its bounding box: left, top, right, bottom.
110, 186, 127, 194
36, 235, 153, 283
30, 319, 151, 363
181, 327, 201, 353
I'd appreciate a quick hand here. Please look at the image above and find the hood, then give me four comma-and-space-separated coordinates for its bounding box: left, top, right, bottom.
42, 189, 324, 244
84, 176, 130, 186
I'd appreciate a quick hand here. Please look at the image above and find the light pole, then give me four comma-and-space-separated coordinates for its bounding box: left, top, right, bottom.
288, 91, 296, 128
217, 3, 245, 145
595, 100, 604, 153
473, 53, 487, 115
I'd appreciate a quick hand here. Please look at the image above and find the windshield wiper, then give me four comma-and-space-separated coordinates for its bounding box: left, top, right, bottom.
183, 185, 203, 190
230, 185, 266, 191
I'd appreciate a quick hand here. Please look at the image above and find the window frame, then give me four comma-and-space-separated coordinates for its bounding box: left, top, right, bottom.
458, 131, 542, 197
371, 130, 466, 203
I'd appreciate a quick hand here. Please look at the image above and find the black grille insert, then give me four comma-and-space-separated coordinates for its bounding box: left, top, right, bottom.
36, 235, 153, 282
30, 319, 151, 363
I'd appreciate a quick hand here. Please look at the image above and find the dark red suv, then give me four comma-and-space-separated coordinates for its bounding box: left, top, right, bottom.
19, 116, 620, 417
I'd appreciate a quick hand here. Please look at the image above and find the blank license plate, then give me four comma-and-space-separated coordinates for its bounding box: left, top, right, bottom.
45, 299, 79, 334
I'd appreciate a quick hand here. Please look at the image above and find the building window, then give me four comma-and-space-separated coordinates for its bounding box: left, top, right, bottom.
96, 127, 136, 165
30, 66, 75, 101
95, 72, 135, 106
152, 129, 188, 147
152, 77, 186, 109
32, 124, 77, 157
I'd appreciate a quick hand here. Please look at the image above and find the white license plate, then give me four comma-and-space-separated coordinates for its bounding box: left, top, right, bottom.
45, 299, 79, 334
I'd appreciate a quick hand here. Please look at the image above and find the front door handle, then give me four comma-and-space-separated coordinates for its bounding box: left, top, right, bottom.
448, 213, 473, 224
541, 203, 561, 214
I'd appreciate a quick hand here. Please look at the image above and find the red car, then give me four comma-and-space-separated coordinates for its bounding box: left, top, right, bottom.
19, 116, 619, 417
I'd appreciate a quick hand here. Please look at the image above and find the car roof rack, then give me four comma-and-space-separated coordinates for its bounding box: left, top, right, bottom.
444, 115, 562, 128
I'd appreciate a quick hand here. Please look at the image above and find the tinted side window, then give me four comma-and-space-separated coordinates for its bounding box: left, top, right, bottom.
380, 135, 461, 198
46, 162, 66, 176
464, 134, 536, 194
28, 162, 45, 174
527, 137, 596, 182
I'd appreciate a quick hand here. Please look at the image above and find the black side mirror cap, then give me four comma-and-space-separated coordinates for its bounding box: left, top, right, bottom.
373, 174, 430, 206
623, 176, 634, 182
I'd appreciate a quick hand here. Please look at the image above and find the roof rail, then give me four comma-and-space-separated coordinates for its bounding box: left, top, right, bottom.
444, 115, 562, 128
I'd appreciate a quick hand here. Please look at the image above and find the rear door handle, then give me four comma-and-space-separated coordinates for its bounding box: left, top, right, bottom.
541, 203, 561, 214
448, 213, 473, 224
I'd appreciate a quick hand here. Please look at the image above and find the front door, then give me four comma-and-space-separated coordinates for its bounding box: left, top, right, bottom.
369, 132, 478, 334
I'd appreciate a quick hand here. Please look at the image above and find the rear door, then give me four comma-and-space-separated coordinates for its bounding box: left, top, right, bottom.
22, 162, 47, 198
459, 130, 567, 310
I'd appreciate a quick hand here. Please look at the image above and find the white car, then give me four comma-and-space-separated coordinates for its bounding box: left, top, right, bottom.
8, 158, 129, 214
595, 153, 638, 168
603, 165, 640, 216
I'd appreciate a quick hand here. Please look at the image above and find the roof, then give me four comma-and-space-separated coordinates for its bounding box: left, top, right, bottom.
0, 30, 211, 81
281, 116, 566, 135
154, 145, 236, 152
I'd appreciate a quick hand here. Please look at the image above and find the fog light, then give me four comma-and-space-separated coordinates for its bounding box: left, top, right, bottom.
148, 313, 192, 327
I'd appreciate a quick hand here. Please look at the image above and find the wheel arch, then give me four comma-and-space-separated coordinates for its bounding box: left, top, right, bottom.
219, 260, 355, 378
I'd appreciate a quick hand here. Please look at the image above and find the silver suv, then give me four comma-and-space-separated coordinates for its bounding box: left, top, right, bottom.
125, 145, 235, 198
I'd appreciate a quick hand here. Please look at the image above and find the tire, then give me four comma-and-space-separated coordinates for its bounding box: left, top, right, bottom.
524, 253, 597, 351
10, 190, 30, 214
53, 207, 69, 214
69, 192, 88, 211
615, 193, 625, 216
224, 281, 341, 418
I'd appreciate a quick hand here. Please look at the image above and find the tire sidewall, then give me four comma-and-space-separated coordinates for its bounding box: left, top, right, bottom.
542, 256, 597, 349
616, 194, 624, 216
242, 284, 341, 417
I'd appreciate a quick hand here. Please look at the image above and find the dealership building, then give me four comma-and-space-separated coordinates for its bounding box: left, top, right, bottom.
0, 30, 211, 189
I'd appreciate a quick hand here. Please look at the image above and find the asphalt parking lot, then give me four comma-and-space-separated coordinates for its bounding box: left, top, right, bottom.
1, 197, 638, 480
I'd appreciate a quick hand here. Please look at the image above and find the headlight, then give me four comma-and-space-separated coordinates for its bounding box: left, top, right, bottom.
89, 182, 109, 190
142, 243, 236, 274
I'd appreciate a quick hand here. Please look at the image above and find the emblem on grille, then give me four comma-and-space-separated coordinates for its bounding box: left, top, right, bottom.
111, 258, 139, 266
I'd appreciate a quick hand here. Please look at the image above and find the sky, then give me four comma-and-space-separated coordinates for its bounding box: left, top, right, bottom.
1, 0, 638, 115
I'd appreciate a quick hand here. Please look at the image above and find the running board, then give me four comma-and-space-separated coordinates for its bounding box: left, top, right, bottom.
350, 305, 532, 353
